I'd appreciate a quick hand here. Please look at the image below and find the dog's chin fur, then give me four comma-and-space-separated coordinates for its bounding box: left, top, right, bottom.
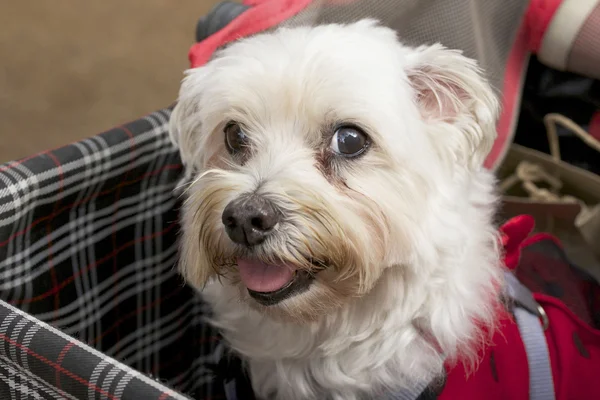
170, 19, 504, 400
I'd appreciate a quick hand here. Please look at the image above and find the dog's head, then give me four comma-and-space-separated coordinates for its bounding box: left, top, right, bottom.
171, 20, 499, 323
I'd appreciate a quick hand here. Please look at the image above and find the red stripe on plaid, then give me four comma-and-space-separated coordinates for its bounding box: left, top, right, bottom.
55, 342, 75, 390
150, 321, 220, 376
152, 350, 184, 376
198, 335, 220, 345
0, 112, 167, 174
111, 126, 136, 356
0, 151, 53, 174
11, 220, 178, 305
0, 333, 118, 400
90, 287, 182, 346
45, 151, 65, 318
158, 391, 172, 400
0, 164, 182, 248
149, 336, 221, 382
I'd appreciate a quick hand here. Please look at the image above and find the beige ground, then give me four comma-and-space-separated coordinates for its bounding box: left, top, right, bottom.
0, 0, 220, 163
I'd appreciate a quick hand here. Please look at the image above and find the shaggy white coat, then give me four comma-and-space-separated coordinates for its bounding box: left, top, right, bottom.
170, 20, 503, 400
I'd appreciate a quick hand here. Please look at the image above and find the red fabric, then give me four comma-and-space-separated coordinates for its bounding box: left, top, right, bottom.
440, 216, 600, 400
441, 312, 530, 400
499, 214, 535, 271
483, 13, 530, 170
243, 0, 268, 5
441, 294, 600, 400
188, 0, 312, 68
525, 0, 564, 53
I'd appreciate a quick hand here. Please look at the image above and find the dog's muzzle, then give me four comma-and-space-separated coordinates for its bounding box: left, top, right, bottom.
222, 194, 326, 305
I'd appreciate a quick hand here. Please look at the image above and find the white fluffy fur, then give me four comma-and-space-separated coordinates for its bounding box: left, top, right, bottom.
170, 20, 504, 400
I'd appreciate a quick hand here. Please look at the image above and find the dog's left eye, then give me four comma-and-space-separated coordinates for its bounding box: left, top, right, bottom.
224, 122, 248, 154
330, 126, 369, 157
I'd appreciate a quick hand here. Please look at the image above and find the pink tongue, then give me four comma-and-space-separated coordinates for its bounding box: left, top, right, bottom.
237, 259, 295, 293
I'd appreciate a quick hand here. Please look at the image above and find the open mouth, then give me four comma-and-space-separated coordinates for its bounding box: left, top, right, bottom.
236, 259, 322, 306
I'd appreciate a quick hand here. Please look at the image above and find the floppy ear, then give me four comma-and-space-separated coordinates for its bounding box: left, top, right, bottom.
405, 44, 500, 168
169, 67, 212, 184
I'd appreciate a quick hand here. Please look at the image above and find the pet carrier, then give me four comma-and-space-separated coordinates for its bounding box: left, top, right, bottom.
1, 1, 600, 399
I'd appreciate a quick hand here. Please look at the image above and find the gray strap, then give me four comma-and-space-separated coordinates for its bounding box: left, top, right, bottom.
385, 378, 432, 400
505, 272, 555, 400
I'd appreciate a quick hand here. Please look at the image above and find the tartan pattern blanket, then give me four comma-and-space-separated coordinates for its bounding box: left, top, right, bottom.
0, 109, 224, 400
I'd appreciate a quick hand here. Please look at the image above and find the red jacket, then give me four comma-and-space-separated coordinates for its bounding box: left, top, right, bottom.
440, 216, 600, 400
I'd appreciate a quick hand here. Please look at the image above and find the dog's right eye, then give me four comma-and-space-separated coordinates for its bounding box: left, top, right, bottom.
330, 125, 369, 157
224, 122, 248, 154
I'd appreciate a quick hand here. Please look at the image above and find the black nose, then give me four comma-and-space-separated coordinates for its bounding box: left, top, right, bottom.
221, 195, 279, 246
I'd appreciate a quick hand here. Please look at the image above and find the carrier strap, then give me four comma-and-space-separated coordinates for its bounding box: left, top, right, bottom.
504, 272, 556, 400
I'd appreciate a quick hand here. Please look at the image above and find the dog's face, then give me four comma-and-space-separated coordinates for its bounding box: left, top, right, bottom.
170, 20, 498, 323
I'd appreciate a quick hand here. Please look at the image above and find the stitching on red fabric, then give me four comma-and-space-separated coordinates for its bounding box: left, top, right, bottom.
0, 164, 182, 248
11, 221, 178, 305
0, 333, 118, 399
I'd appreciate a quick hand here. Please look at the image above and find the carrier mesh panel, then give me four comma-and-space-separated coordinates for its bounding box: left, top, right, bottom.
568, 5, 600, 80
282, 0, 530, 95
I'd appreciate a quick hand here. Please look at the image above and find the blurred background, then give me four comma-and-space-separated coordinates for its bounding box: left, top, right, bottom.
0, 0, 220, 163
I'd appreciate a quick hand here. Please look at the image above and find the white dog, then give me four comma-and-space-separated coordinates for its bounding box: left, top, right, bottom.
170, 19, 503, 400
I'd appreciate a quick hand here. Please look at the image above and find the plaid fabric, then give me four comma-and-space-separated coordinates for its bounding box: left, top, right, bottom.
0, 109, 224, 400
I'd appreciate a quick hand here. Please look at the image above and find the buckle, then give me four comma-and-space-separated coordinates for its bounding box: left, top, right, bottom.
537, 304, 550, 331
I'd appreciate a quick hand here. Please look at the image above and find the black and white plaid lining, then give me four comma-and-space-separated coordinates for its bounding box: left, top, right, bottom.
0, 109, 225, 399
